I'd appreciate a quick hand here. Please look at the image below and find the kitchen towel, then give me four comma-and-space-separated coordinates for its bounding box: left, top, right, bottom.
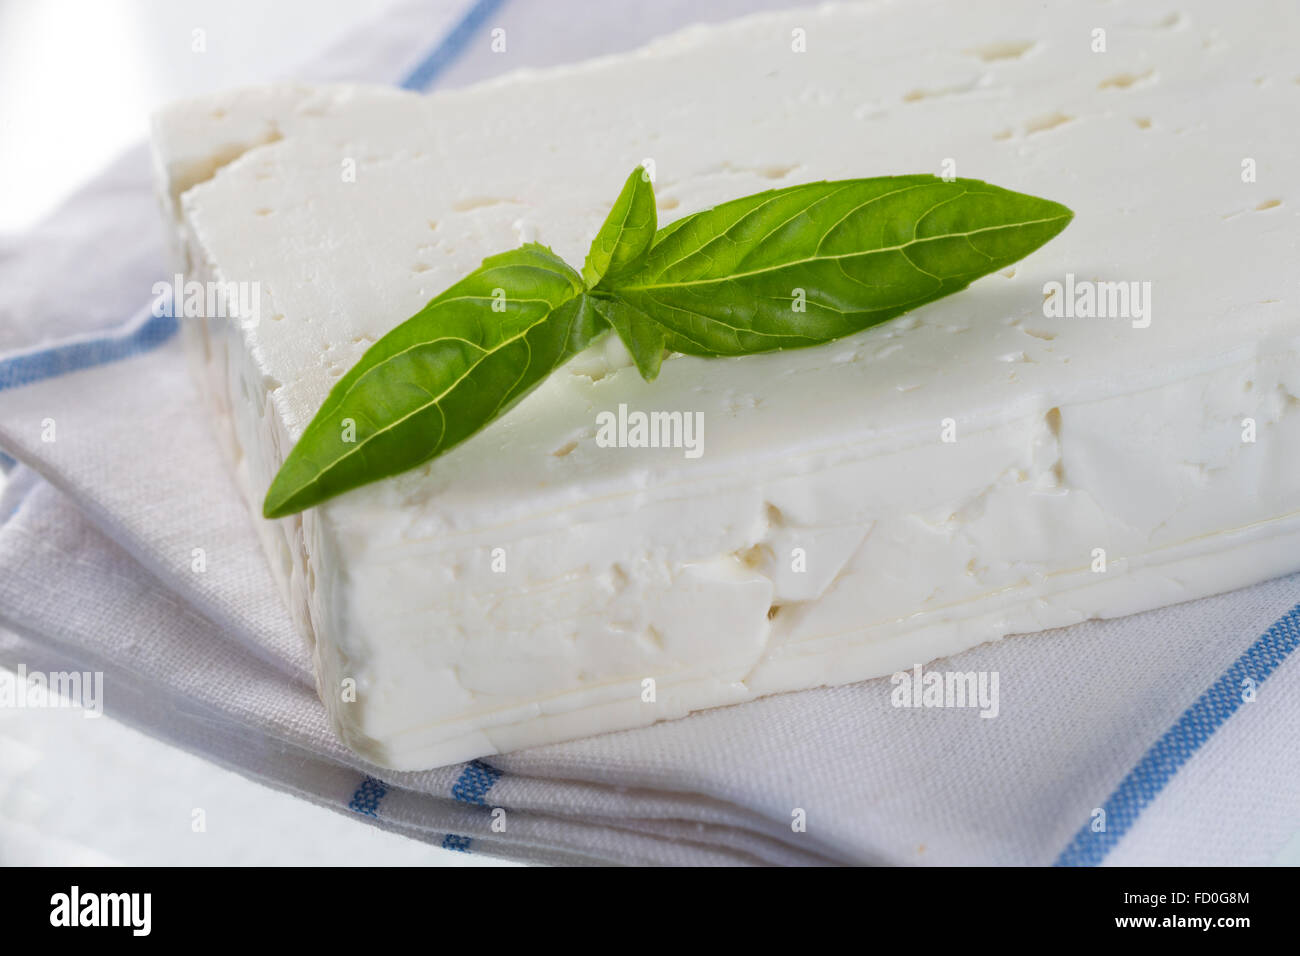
1, 0, 1298, 866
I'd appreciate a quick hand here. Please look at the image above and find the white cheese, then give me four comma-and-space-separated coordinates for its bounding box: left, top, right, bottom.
152, 0, 1300, 770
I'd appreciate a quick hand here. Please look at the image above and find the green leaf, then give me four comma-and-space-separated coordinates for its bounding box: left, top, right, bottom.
583, 166, 666, 374
592, 295, 667, 381
604, 175, 1073, 358
262, 244, 605, 518
263, 173, 1074, 516
581, 165, 658, 289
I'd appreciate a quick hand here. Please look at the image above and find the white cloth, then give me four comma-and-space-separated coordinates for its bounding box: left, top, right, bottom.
1, 0, 1298, 866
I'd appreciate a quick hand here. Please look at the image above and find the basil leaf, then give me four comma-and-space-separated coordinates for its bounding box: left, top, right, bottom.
583, 167, 668, 374
592, 295, 667, 381
581, 165, 657, 289
262, 244, 604, 518
263, 172, 1073, 517
605, 176, 1073, 357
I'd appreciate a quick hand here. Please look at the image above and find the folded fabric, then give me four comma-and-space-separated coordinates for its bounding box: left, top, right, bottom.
2, 0, 1299, 866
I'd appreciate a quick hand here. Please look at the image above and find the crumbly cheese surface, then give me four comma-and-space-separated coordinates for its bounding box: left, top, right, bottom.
153, 0, 1300, 769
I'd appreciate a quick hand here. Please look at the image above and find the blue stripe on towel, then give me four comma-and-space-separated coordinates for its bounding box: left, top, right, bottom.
452, 759, 503, 806
441, 833, 473, 852
0, 308, 177, 393
441, 760, 505, 854
1055, 601, 1300, 866
400, 0, 507, 91
347, 775, 389, 817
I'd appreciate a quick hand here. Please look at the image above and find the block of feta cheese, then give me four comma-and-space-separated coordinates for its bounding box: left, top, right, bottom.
151, 0, 1300, 770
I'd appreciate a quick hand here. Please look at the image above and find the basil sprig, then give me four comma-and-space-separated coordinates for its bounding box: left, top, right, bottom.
264, 168, 1071, 518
